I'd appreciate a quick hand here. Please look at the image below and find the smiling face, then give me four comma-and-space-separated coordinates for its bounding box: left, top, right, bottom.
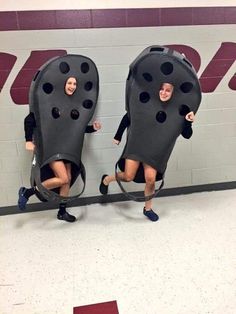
64, 77, 77, 96
159, 83, 174, 102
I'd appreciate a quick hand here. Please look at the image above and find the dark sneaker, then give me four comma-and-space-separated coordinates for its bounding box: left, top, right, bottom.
18, 187, 28, 211
57, 211, 76, 223
143, 207, 159, 222
99, 174, 109, 195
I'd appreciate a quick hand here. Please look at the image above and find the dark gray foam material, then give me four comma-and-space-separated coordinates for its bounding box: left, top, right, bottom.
119, 45, 202, 183
29, 54, 99, 202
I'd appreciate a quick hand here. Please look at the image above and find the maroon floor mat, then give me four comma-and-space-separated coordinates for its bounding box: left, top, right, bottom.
73, 300, 119, 314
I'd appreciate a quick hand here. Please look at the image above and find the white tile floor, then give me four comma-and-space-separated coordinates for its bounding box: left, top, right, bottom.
0, 189, 236, 314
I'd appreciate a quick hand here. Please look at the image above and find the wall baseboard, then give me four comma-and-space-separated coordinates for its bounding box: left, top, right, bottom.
1, 181, 236, 216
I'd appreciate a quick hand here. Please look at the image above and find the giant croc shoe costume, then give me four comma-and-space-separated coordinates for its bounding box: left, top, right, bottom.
116, 46, 202, 201
29, 54, 99, 203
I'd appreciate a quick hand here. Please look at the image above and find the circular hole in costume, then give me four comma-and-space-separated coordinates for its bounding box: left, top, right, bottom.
142, 72, 153, 82
81, 62, 90, 73
42, 82, 54, 94
139, 91, 150, 103
160, 62, 174, 75
83, 99, 93, 109
180, 82, 193, 93
59, 62, 70, 74
84, 81, 93, 91
71, 109, 80, 120
51, 107, 60, 119
156, 111, 167, 123
179, 104, 191, 116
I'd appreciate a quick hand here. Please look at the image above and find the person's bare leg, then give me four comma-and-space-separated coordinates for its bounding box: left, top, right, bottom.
42, 161, 69, 190
99, 159, 140, 195
143, 163, 159, 221
51, 162, 75, 222
143, 163, 157, 209
18, 160, 68, 211
104, 159, 140, 185
59, 163, 71, 197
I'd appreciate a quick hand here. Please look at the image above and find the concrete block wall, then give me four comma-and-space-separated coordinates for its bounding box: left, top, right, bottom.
0, 3, 236, 207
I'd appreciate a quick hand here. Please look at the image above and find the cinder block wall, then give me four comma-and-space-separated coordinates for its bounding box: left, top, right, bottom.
0, 3, 236, 207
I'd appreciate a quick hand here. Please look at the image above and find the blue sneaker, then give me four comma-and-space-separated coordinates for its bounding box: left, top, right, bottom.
18, 187, 28, 211
143, 207, 159, 222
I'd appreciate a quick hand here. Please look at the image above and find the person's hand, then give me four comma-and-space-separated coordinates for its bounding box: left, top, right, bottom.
25, 141, 35, 151
93, 121, 101, 130
113, 139, 120, 145
185, 111, 195, 122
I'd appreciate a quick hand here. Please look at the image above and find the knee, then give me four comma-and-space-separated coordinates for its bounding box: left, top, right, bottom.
145, 176, 156, 187
60, 175, 70, 185
124, 173, 135, 182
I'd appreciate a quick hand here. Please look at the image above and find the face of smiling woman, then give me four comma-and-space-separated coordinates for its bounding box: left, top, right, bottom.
64, 77, 77, 96
159, 83, 174, 102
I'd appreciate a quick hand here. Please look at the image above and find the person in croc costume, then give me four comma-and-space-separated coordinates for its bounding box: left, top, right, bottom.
99, 46, 201, 222
18, 55, 101, 222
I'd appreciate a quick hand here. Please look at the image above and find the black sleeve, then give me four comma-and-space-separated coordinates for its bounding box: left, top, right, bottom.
181, 121, 193, 139
85, 125, 96, 133
114, 113, 130, 142
24, 112, 36, 141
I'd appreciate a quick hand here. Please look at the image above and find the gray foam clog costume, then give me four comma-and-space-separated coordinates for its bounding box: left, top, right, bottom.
29, 54, 99, 203
116, 46, 202, 201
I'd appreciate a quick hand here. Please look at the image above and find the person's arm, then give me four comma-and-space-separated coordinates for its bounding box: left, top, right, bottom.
85, 121, 101, 133
24, 112, 36, 151
181, 121, 193, 139
181, 111, 195, 139
24, 112, 36, 141
113, 113, 130, 143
